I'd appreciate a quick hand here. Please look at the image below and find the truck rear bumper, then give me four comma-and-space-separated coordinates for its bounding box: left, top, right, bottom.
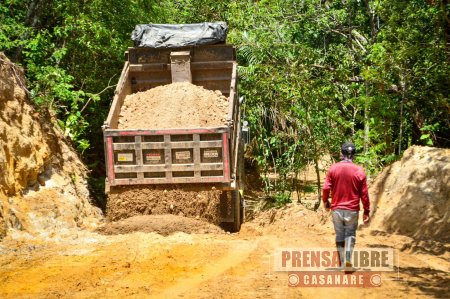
103, 127, 234, 188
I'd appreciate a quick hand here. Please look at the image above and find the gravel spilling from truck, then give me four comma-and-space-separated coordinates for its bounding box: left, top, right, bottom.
118, 82, 229, 129
106, 185, 226, 224
98, 214, 224, 236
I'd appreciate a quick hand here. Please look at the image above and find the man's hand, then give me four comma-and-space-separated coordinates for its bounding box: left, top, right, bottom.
324, 201, 331, 212
363, 214, 370, 225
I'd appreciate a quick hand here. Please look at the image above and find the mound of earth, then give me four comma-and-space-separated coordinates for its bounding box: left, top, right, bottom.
0, 53, 101, 240
239, 201, 325, 236
98, 214, 224, 236
106, 185, 230, 225
370, 146, 450, 242
117, 82, 229, 129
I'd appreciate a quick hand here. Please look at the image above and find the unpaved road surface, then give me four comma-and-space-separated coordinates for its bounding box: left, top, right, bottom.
0, 205, 448, 298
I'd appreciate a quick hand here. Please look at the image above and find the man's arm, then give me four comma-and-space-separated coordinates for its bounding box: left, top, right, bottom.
322, 170, 333, 210
322, 189, 331, 210
360, 175, 370, 224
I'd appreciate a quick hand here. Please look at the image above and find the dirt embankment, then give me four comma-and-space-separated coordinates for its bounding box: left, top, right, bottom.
369, 146, 450, 242
0, 53, 101, 239
117, 82, 229, 129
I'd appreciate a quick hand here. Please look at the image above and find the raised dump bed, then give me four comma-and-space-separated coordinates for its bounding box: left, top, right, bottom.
103, 44, 240, 188
103, 44, 244, 230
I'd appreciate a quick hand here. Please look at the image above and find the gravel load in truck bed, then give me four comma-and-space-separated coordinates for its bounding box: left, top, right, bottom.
117, 82, 229, 129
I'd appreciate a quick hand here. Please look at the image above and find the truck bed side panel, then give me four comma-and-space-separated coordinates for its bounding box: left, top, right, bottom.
103, 45, 239, 188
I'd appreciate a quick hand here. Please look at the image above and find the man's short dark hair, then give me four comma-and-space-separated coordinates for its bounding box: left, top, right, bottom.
341, 142, 356, 157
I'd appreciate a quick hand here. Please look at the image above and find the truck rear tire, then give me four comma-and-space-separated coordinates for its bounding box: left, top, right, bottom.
232, 190, 243, 232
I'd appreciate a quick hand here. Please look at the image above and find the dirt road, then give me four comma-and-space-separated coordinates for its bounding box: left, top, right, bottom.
0, 204, 448, 299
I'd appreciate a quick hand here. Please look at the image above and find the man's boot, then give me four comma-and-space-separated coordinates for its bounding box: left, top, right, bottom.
344, 236, 356, 271
336, 241, 345, 269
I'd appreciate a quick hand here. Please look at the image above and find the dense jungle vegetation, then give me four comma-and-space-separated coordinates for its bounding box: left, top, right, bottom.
1, 0, 449, 205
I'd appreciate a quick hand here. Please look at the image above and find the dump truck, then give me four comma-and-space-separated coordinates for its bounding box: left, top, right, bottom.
102, 24, 245, 230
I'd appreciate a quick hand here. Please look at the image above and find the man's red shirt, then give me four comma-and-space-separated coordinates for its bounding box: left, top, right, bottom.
322, 160, 370, 215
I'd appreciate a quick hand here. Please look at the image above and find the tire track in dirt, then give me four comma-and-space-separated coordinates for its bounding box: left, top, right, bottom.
153, 239, 258, 298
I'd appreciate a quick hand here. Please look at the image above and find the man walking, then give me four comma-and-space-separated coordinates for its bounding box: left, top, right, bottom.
322, 142, 370, 270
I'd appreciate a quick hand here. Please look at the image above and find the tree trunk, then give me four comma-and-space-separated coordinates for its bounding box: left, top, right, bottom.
398, 75, 406, 154
314, 156, 321, 211
364, 82, 370, 156
305, 109, 322, 210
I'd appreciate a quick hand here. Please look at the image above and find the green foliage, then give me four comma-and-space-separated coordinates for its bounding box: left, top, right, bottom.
224, 0, 448, 202
303, 185, 317, 194
420, 123, 440, 146
274, 192, 292, 207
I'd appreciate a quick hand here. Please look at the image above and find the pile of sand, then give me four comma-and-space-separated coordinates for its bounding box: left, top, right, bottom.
370, 146, 450, 242
0, 53, 101, 239
106, 185, 229, 225
98, 214, 224, 236
117, 82, 229, 129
